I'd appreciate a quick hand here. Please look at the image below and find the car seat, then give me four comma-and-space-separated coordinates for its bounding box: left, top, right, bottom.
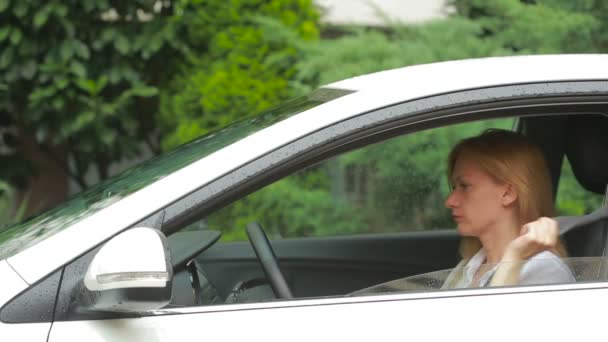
562, 114, 608, 257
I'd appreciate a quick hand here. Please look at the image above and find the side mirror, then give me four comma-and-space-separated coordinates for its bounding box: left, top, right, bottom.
80, 227, 173, 312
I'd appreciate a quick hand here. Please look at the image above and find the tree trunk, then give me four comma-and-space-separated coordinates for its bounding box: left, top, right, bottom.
15, 129, 69, 218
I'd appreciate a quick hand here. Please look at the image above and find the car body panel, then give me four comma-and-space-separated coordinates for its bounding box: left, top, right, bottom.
48, 283, 608, 341
9, 55, 608, 287
325, 54, 608, 93
0, 260, 27, 307
0, 322, 51, 341
0, 261, 50, 339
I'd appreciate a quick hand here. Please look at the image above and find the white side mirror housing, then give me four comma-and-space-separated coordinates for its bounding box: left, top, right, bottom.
81, 227, 172, 312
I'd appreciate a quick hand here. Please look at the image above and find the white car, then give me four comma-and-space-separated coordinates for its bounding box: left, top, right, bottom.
2, 54, 608, 341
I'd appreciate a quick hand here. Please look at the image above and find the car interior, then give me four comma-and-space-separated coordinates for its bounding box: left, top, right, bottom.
161, 112, 608, 309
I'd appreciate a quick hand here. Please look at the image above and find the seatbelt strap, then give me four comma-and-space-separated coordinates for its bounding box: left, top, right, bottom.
555, 206, 608, 235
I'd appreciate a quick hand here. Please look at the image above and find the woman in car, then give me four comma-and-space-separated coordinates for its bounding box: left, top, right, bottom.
443, 129, 575, 288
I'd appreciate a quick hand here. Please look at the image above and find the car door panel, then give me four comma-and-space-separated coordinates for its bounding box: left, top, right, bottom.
0, 322, 51, 341
47, 286, 608, 342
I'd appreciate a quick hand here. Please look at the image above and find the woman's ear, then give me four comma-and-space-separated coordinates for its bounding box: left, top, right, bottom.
501, 183, 518, 207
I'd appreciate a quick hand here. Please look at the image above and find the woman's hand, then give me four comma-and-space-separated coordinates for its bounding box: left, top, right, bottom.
503, 217, 559, 262
490, 217, 559, 287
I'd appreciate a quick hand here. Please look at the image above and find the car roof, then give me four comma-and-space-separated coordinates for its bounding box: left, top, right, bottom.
324, 54, 608, 95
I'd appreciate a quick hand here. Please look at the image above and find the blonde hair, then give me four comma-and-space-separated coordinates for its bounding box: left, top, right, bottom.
447, 129, 567, 258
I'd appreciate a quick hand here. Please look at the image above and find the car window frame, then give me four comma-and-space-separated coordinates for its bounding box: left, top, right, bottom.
156, 81, 608, 235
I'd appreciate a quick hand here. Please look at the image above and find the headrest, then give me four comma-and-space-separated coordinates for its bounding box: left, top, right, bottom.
565, 115, 608, 194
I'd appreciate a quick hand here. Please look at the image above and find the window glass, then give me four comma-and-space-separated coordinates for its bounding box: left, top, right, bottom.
352, 257, 601, 296
556, 157, 603, 215
0, 90, 347, 261
206, 118, 515, 241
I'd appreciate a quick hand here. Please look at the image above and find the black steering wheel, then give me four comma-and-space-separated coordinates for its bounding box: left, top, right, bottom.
246, 222, 293, 299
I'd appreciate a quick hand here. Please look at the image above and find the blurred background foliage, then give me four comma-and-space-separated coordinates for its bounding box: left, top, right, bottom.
158, 0, 320, 149
0, 0, 604, 233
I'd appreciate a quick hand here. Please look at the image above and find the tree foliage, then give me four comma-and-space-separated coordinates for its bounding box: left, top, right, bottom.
0, 0, 186, 191
450, 0, 601, 53
159, 0, 320, 149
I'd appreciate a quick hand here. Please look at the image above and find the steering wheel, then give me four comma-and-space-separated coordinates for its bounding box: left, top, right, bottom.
246, 222, 293, 299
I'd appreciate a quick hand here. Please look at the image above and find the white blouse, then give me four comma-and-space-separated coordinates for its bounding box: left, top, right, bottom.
452, 249, 576, 288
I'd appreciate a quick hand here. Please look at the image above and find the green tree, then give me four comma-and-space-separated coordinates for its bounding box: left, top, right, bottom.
294, 18, 509, 89
449, 0, 601, 53
159, 0, 320, 149
0, 0, 188, 213
0, 181, 27, 227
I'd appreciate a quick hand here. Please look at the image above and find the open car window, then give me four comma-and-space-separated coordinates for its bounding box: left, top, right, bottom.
205, 118, 516, 240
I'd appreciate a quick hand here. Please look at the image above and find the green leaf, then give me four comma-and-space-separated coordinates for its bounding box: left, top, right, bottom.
0, 0, 9, 13
28, 86, 56, 103
0, 47, 13, 69
74, 40, 90, 59
18, 39, 35, 55
92, 39, 104, 51
130, 86, 158, 97
0, 27, 10, 41
5, 68, 18, 82
83, 1, 95, 12
52, 97, 65, 110
69, 110, 95, 133
108, 67, 121, 83
114, 35, 130, 54
75, 78, 96, 94
9, 28, 22, 45
20, 60, 37, 79
100, 129, 116, 146
59, 17, 75, 37
33, 8, 50, 28
53, 3, 68, 17
13, 2, 27, 18
97, 76, 108, 92
70, 61, 86, 77
60, 41, 74, 61
101, 28, 116, 42
53, 77, 69, 89
39, 61, 62, 73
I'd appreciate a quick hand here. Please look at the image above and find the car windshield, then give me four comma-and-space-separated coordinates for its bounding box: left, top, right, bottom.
0, 88, 352, 260
351, 257, 604, 295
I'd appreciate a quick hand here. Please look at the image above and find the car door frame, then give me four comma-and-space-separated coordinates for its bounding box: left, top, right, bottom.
47, 81, 608, 339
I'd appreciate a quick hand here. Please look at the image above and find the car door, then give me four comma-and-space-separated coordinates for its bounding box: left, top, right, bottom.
47, 80, 608, 341
47, 284, 608, 341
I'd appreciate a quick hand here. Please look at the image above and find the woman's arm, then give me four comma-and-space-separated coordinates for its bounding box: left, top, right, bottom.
489, 256, 525, 286
490, 217, 559, 287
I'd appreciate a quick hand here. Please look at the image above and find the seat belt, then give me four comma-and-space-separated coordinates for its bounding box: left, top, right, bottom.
556, 206, 608, 235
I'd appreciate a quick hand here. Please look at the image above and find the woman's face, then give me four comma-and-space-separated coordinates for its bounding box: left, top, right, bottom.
445, 157, 511, 237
